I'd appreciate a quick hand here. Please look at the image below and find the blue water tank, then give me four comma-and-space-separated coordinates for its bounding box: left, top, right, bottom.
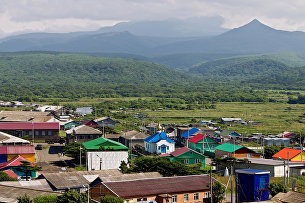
236, 169, 270, 202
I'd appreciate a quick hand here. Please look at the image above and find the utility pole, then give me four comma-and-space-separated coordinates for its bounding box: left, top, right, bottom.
231, 165, 233, 203
287, 152, 290, 185
210, 168, 213, 203
87, 184, 90, 203
80, 146, 82, 167
284, 160, 286, 186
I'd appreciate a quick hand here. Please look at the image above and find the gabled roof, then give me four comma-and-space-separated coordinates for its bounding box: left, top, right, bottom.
170, 147, 191, 157
66, 125, 102, 135
0, 131, 30, 144
272, 148, 301, 160
189, 134, 220, 144
0, 122, 59, 130
215, 143, 244, 153
102, 175, 210, 198
181, 128, 199, 138
2, 169, 18, 178
144, 131, 175, 143
0, 155, 33, 169
83, 137, 128, 150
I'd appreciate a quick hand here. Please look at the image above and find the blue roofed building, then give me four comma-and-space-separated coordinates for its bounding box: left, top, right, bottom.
144, 131, 175, 154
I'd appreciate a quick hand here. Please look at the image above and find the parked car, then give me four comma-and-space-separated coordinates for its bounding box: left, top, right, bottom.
35, 144, 43, 150
19, 176, 31, 181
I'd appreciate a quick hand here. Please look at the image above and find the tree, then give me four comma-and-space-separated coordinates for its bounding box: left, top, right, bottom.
212, 181, 225, 203
269, 182, 288, 197
0, 171, 17, 181
101, 195, 124, 203
17, 194, 32, 203
13, 161, 41, 181
57, 190, 88, 203
264, 146, 284, 159
63, 142, 86, 164
119, 161, 129, 173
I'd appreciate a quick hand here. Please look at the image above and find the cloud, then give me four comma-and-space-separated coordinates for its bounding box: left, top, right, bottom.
1, 0, 305, 37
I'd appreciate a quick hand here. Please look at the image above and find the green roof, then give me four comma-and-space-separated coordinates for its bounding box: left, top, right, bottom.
83, 137, 128, 150
214, 143, 244, 153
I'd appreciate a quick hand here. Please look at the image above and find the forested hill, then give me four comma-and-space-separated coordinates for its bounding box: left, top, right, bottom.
0, 52, 192, 99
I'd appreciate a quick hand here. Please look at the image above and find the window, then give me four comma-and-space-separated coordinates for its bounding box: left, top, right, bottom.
184, 159, 189, 164
183, 193, 189, 202
190, 151, 193, 155
195, 159, 201, 164
41, 131, 46, 136
172, 195, 177, 203
247, 154, 253, 158
137, 198, 147, 201
35, 131, 39, 136
158, 146, 160, 150
204, 192, 209, 198
194, 193, 199, 201
259, 177, 267, 189
79, 136, 84, 139
167, 146, 169, 150
48, 131, 52, 136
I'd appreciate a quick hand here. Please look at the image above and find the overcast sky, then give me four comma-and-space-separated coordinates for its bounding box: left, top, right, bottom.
1, 0, 305, 38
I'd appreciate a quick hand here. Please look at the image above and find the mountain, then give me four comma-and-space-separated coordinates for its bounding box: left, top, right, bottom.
152, 19, 305, 55
0, 52, 192, 99
98, 16, 228, 37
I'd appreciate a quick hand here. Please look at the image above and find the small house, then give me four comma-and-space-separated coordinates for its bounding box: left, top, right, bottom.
272, 148, 305, 162
215, 143, 261, 158
94, 117, 116, 128
0, 155, 36, 177
80, 119, 99, 128
144, 131, 175, 154
189, 134, 220, 157
65, 125, 102, 144
161, 147, 206, 168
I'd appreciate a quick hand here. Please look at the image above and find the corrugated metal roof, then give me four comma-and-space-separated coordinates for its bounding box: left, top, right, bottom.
0, 122, 59, 130
0, 146, 35, 155
0, 111, 53, 122
0, 131, 30, 144
101, 172, 162, 182
0, 179, 53, 191
181, 128, 199, 138
144, 131, 175, 143
42, 169, 123, 190
272, 148, 301, 160
83, 137, 128, 150
215, 143, 244, 153
2, 170, 18, 178
170, 147, 190, 157
66, 125, 102, 135
103, 175, 210, 198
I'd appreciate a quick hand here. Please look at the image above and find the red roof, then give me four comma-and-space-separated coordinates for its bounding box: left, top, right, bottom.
0, 146, 35, 155
0, 155, 33, 169
3, 169, 18, 178
281, 132, 294, 138
189, 134, 220, 144
170, 147, 190, 157
272, 148, 301, 160
103, 175, 210, 198
0, 122, 59, 130
81, 119, 98, 128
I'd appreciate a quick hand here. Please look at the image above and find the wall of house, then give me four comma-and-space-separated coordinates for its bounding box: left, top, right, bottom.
172, 151, 206, 168
86, 151, 128, 171
7, 154, 35, 163
156, 140, 175, 154
215, 149, 261, 158
291, 152, 305, 162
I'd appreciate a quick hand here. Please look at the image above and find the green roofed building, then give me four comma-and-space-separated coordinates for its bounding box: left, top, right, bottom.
83, 137, 128, 151
215, 143, 261, 159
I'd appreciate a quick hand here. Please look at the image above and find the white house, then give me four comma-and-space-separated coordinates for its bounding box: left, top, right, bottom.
144, 131, 175, 154
87, 151, 128, 171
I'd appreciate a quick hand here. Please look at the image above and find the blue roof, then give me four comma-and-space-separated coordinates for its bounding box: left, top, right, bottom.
235, 169, 270, 175
144, 131, 175, 143
181, 128, 199, 138
230, 132, 241, 137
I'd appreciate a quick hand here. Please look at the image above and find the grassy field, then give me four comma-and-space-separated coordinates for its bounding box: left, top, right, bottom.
139, 102, 305, 135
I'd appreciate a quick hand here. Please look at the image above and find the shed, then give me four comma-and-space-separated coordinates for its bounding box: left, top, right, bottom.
236, 169, 270, 202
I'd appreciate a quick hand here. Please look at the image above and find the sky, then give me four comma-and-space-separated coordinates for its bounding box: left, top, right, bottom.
1, 0, 305, 38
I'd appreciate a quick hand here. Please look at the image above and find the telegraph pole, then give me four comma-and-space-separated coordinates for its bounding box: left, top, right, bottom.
231, 165, 233, 203
210, 168, 213, 203
80, 146, 82, 167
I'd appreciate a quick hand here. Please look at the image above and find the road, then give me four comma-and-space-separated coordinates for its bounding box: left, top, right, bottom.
35, 143, 75, 173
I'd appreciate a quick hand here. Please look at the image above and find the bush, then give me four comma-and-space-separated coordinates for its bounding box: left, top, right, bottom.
57, 190, 87, 203
269, 182, 288, 197
17, 194, 32, 203
101, 195, 124, 203
33, 195, 58, 203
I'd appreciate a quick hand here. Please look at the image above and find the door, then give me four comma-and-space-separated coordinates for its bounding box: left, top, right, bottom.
161, 145, 167, 153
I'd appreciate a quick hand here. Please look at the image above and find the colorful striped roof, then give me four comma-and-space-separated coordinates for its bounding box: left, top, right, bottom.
0, 155, 33, 169
83, 137, 128, 150
181, 128, 199, 138
144, 131, 175, 143
272, 148, 301, 160
0, 146, 35, 154
0, 122, 59, 130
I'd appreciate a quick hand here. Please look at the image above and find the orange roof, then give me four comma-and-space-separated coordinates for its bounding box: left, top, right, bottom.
272, 148, 301, 160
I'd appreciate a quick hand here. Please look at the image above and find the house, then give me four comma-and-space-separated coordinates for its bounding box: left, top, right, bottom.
0, 110, 55, 122
63, 120, 81, 130
80, 119, 99, 128
229, 132, 241, 139
215, 143, 261, 158
83, 137, 128, 170
0, 131, 31, 146
235, 158, 303, 177
0, 122, 60, 141
94, 117, 116, 128
160, 147, 206, 168
118, 130, 149, 148
92, 175, 212, 203
146, 122, 162, 133
0, 145, 35, 163
40, 169, 123, 192
144, 131, 175, 154
264, 138, 290, 147
65, 125, 102, 144
188, 134, 220, 157
75, 107, 93, 115
272, 148, 305, 162
177, 127, 199, 146
0, 155, 36, 177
